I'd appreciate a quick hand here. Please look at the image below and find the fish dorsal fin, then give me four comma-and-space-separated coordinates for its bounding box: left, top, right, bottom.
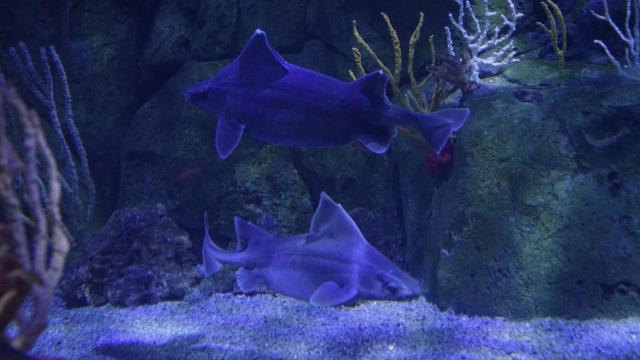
234, 216, 272, 252
351, 70, 389, 106
307, 192, 366, 244
237, 29, 288, 85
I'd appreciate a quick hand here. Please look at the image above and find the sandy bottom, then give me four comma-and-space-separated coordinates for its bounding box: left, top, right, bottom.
32, 294, 640, 359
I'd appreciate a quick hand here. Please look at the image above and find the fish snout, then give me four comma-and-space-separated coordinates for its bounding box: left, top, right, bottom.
397, 285, 422, 299
387, 281, 422, 300
378, 270, 423, 300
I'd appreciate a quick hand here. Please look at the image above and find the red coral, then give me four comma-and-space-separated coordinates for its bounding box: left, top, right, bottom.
426, 139, 454, 177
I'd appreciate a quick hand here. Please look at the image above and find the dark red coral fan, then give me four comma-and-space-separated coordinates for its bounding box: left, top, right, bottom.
426, 138, 455, 177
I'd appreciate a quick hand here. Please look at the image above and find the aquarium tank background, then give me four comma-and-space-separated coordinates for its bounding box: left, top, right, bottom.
1, 0, 640, 358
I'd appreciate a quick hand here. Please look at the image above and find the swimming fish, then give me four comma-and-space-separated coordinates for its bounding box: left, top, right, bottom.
200, 192, 422, 306
185, 29, 469, 159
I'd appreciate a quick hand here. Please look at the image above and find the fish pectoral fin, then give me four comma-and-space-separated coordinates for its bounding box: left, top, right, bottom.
354, 126, 395, 154
309, 281, 358, 306
215, 114, 245, 159
236, 267, 264, 293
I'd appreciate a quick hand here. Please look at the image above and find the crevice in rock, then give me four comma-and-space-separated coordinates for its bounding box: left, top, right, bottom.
289, 148, 322, 207
600, 280, 640, 304
132, 60, 185, 118
389, 149, 409, 268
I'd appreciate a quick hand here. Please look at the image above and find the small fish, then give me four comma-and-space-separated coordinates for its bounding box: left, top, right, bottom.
200, 192, 422, 306
186, 29, 469, 159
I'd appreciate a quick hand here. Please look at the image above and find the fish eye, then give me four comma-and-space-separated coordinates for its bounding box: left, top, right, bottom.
377, 273, 403, 294
385, 280, 401, 294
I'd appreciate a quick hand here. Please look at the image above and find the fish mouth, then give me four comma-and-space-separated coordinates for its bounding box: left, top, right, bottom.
396, 289, 421, 300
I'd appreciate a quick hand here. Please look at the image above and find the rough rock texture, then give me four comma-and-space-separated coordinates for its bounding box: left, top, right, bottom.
234, 0, 310, 54
142, 0, 310, 66
118, 60, 227, 212
430, 60, 640, 318
33, 295, 640, 359
62, 205, 204, 307
57, 1, 150, 220
0, 0, 161, 225
142, 0, 239, 65
389, 136, 440, 296
286, 39, 353, 82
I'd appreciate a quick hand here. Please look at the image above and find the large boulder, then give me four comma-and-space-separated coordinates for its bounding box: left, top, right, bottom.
142, 0, 311, 66
0, 0, 146, 228
142, 0, 239, 65
61, 1, 149, 220
62, 205, 207, 307
431, 60, 640, 318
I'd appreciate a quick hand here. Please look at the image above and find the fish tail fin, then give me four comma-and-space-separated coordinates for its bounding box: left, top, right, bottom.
199, 212, 224, 276
415, 108, 470, 154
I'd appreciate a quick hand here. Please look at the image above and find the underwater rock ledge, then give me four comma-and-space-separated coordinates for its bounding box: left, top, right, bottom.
33, 294, 640, 359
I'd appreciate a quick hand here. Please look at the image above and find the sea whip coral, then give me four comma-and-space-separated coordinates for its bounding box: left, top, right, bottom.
591, 0, 640, 79
8, 43, 95, 238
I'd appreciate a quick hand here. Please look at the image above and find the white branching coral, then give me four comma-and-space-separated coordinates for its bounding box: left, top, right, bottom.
445, 0, 524, 82
591, 0, 640, 79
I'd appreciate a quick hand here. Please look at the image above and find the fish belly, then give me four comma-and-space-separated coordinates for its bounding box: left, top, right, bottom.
227, 81, 362, 147
261, 254, 356, 302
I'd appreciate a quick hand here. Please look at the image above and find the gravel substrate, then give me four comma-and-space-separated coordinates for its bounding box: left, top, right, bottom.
32, 294, 640, 359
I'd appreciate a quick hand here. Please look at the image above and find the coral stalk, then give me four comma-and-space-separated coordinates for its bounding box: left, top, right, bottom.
8, 43, 95, 238
591, 0, 640, 79
351, 12, 437, 113
536, 0, 568, 77
446, 0, 524, 82
0, 83, 69, 351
